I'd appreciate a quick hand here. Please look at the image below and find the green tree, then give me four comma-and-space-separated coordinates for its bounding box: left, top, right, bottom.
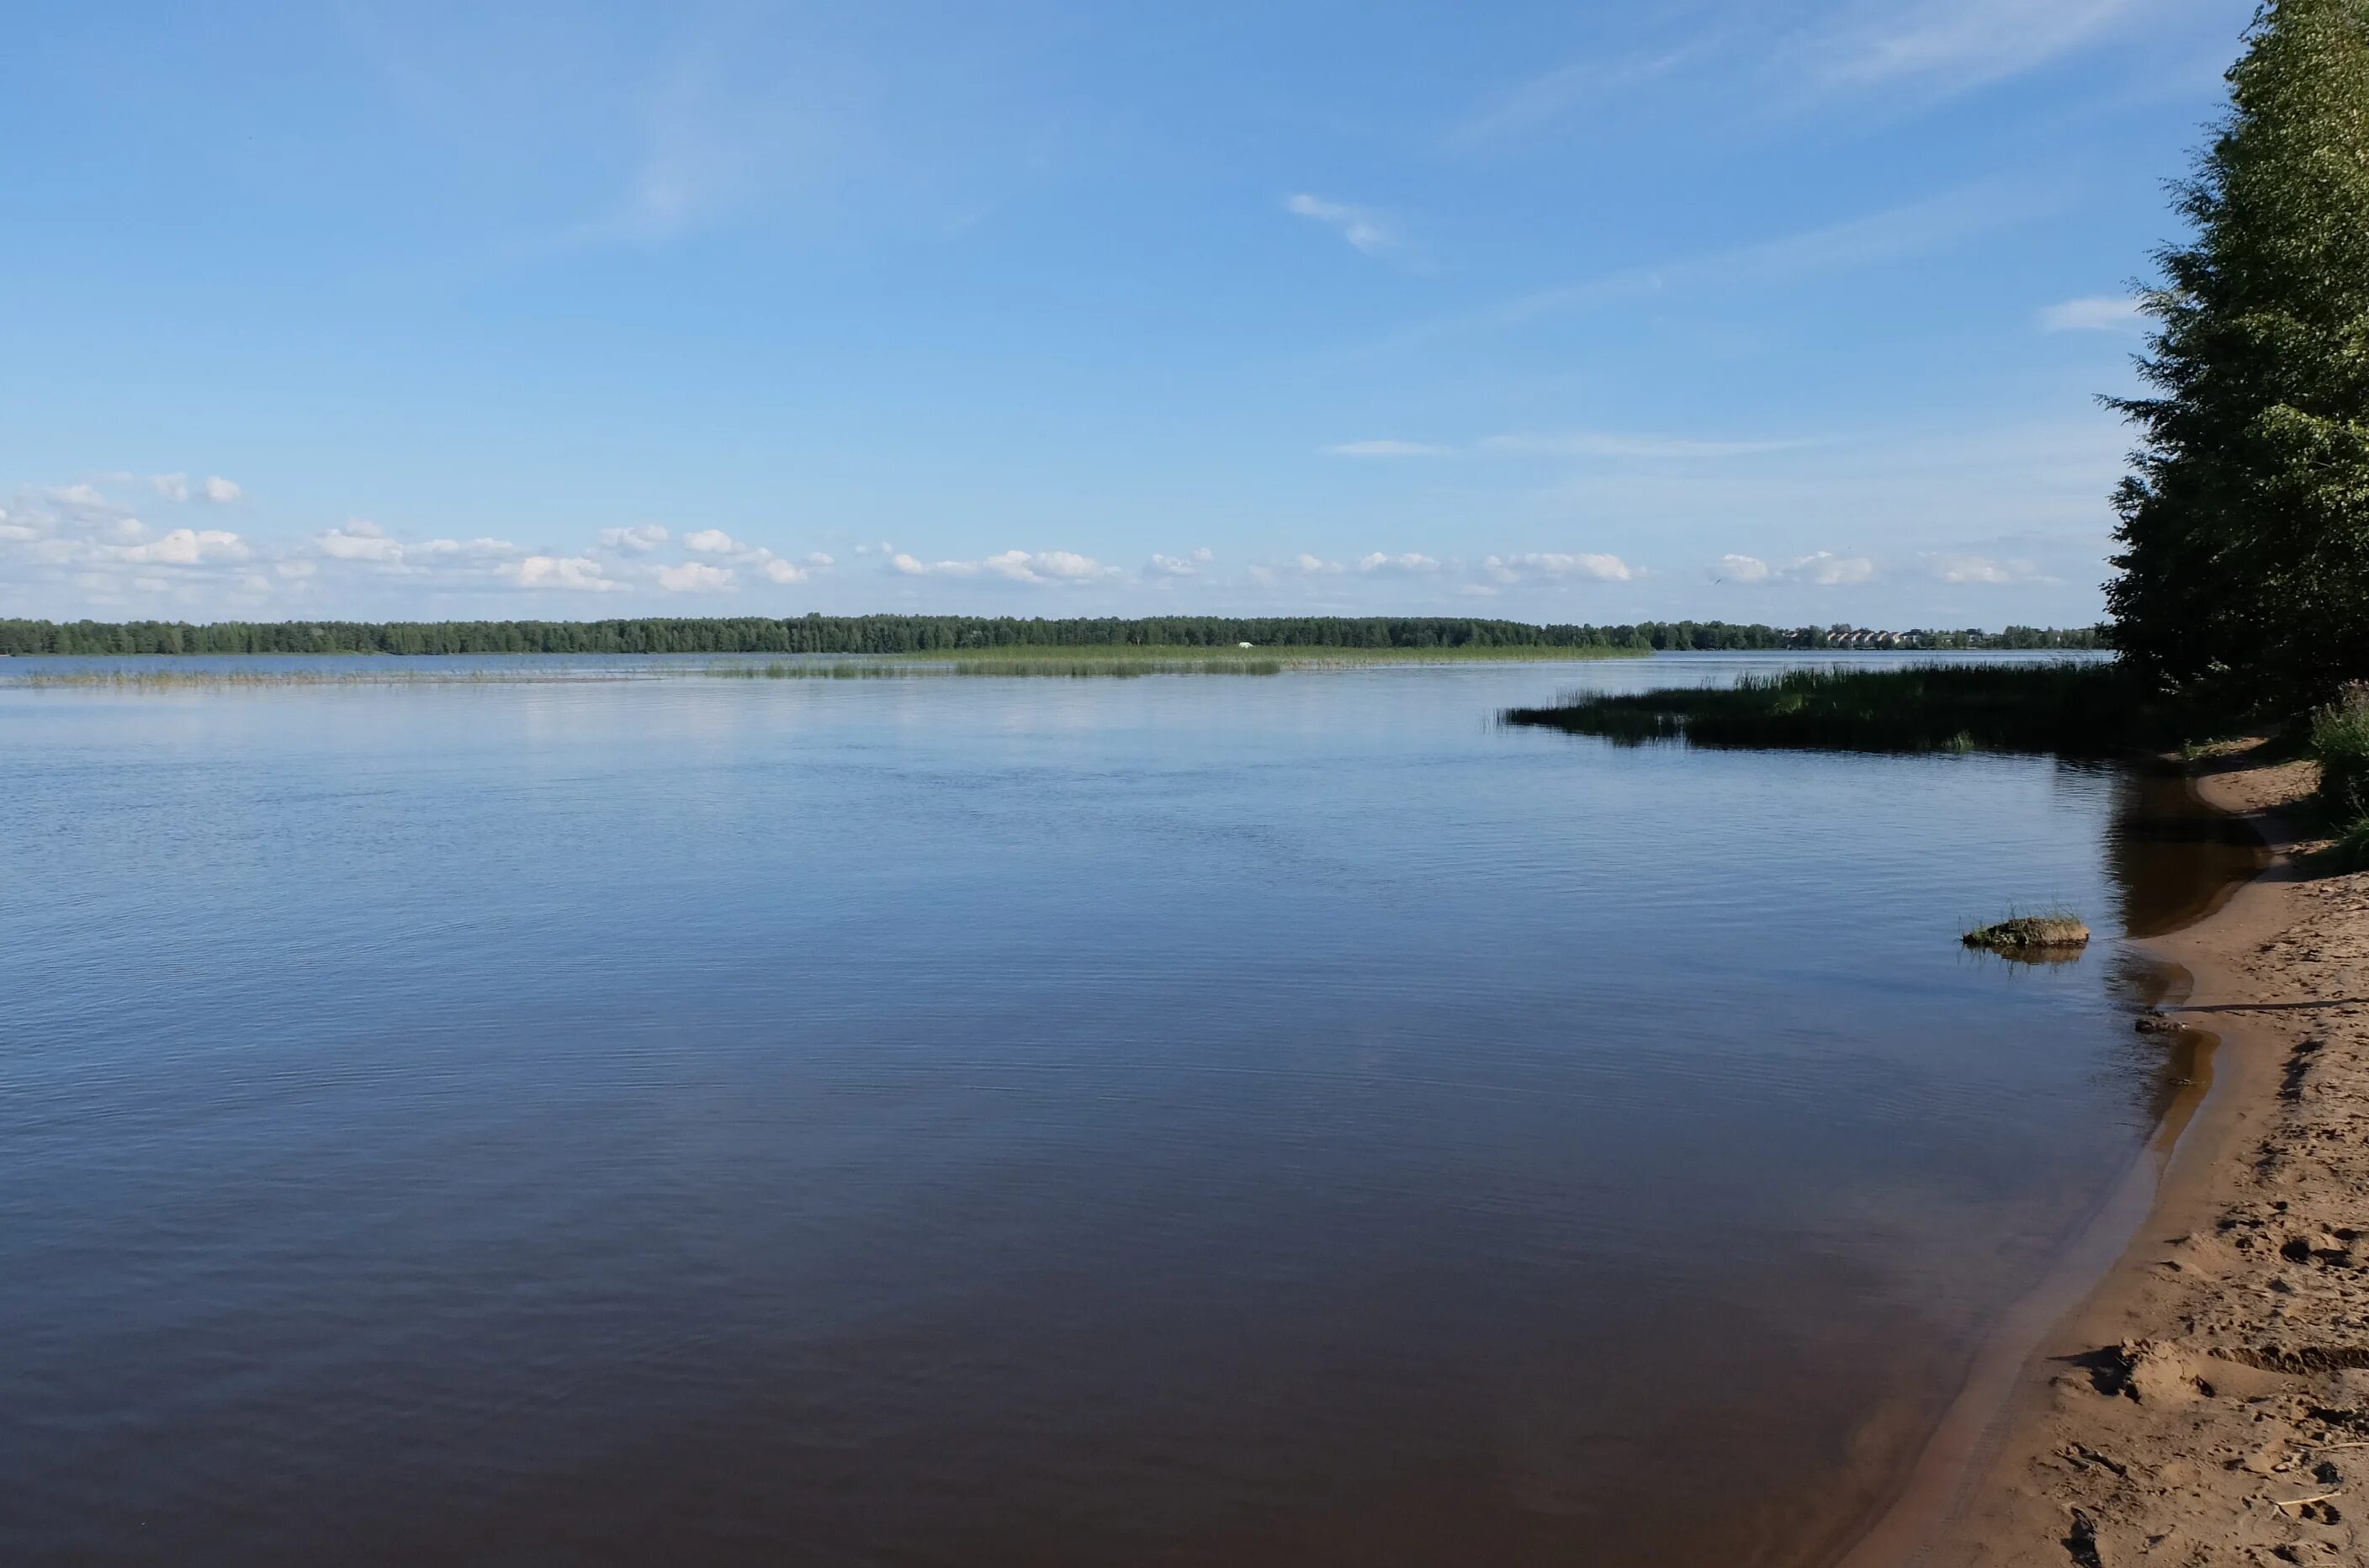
2108, 0, 2369, 707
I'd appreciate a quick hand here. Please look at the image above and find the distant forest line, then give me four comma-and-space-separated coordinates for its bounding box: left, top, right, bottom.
0, 616, 2107, 658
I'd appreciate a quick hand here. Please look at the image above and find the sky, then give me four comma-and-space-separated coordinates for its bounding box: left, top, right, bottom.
1, 0, 2260, 628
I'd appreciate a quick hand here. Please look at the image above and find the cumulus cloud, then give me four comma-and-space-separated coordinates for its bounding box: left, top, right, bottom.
0, 471, 845, 613
1149, 548, 1214, 577
2038, 294, 2146, 333
596, 522, 670, 552
315, 520, 406, 563
761, 556, 821, 584
516, 554, 624, 592
1286, 193, 1395, 256
114, 527, 248, 565
1789, 551, 1877, 585
46, 483, 111, 515
1483, 551, 1634, 584
1356, 552, 1442, 574
658, 560, 734, 591
1715, 550, 1877, 586
889, 548, 1119, 584
1922, 552, 2052, 585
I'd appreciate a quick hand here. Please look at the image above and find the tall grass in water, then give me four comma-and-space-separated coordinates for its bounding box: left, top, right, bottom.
909, 643, 1644, 672
0, 668, 597, 689
1501, 661, 2159, 756
705, 660, 938, 680
2309, 685, 2369, 867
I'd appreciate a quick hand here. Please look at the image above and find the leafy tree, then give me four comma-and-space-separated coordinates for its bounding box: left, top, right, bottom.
2108, 0, 2369, 707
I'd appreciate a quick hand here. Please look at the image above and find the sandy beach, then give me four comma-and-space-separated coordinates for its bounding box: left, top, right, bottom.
1844, 748, 2369, 1565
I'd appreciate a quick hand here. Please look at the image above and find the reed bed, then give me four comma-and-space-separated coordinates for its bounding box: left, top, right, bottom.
0, 668, 612, 689
1500, 660, 2156, 756
909, 642, 1645, 670
8, 641, 1646, 690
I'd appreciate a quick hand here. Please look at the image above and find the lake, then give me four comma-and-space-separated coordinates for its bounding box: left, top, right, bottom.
0, 654, 2258, 1565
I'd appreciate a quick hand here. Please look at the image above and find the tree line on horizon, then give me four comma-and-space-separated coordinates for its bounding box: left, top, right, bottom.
0, 615, 2106, 659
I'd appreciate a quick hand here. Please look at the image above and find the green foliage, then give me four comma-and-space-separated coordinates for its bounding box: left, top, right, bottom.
2308, 682, 2369, 818
2332, 813, 2369, 870
2108, 0, 2369, 708
1501, 662, 2166, 755
0, 615, 2104, 659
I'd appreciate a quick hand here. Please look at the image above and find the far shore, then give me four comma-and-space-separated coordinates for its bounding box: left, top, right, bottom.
1836, 746, 2369, 1565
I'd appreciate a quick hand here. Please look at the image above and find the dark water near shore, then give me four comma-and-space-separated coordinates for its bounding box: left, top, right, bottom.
0, 654, 2260, 1566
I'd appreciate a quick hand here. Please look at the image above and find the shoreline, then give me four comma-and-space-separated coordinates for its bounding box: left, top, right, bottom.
1837, 746, 2369, 1565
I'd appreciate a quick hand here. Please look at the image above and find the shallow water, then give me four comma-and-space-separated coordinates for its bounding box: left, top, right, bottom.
0, 654, 2258, 1566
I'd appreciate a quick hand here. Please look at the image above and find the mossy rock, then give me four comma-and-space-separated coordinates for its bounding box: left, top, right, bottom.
1963, 916, 2091, 952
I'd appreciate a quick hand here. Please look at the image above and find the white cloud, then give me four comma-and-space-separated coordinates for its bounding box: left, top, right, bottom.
113, 527, 248, 565
1326, 439, 1454, 458
199, 476, 241, 504
1355, 552, 1442, 575
1790, 551, 1877, 585
657, 560, 734, 591
682, 527, 739, 554
889, 548, 1120, 585
1385, 176, 2059, 349
1291, 553, 1342, 575
1922, 553, 2052, 585
516, 554, 624, 592
316, 520, 406, 563
1483, 552, 1633, 584
1716, 550, 1878, 586
1810, 0, 2144, 94
1446, 45, 1707, 151
761, 555, 826, 584
1148, 548, 1214, 577
150, 473, 190, 502
1286, 193, 1395, 257
2038, 294, 2146, 333
419, 536, 519, 558
596, 522, 670, 552
47, 483, 111, 514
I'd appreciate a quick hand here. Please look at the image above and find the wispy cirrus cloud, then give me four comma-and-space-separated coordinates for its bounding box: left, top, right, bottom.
2038, 294, 2146, 333
1371, 173, 2063, 349
1444, 43, 1709, 151
1806, 0, 2147, 95
1285, 193, 1396, 257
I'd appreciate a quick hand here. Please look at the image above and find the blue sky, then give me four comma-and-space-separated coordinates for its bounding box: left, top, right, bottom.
1, 0, 2255, 627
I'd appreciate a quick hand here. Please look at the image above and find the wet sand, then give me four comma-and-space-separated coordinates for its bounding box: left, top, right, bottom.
1841, 747, 2369, 1565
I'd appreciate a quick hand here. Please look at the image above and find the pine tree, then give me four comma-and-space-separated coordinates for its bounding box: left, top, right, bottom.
2107, 0, 2369, 706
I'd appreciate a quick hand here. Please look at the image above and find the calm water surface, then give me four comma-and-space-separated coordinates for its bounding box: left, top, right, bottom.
0, 654, 2257, 1566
